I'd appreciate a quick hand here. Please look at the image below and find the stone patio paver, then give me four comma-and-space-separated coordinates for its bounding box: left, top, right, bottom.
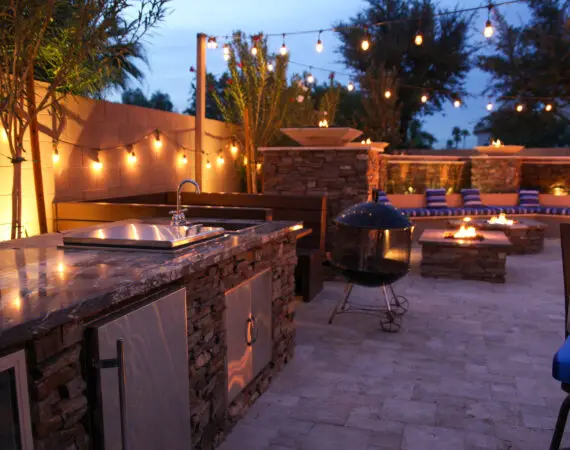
220, 240, 567, 450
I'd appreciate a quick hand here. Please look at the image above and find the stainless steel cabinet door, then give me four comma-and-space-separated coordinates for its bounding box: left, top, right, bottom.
225, 282, 253, 405
92, 288, 190, 450
250, 270, 272, 378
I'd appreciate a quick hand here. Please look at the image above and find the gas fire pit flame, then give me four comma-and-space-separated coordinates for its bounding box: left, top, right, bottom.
491, 139, 504, 148
488, 213, 514, 226
454, 224, 478, 239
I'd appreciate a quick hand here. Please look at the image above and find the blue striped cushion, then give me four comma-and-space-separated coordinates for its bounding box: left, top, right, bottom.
460, 188, 484, 207
519, 189, 539, 206
426, 188, 448, 208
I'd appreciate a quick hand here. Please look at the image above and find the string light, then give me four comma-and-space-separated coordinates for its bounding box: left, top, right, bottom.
153, 130, 162, 150
486, 101, 494, 111
280, 34, 288, 55
207, 37, 218, 49
230, 142, 238, 156
384, 90, 392, 99
128, 150, 137, 164
454, 98, 462, 108
545, 103, 553, 112
414, 32, 423, 46
206, 159, 212, 169
316, 31, 323, 53
251, 45, 258, 56
93, 159, 103, 170
421, 94, 429, 103
52, 141, 59, 164
516, 103, 524, 112
361, 31, 371, 51
244, 156, 248, 166
267, 62, 274, 72
223, 43, 230, 61
217, 152, 225, 165
347, 81, 355, 92
180, 152, 188, 165
256, 162, 262, 171
307, 72, 314, 84
484, 5, 494, 38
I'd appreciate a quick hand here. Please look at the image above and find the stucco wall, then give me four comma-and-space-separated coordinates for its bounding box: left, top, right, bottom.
0, 89, 239, 240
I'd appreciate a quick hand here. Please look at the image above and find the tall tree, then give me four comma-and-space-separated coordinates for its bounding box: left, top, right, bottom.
0, 0, 169, 238
461, 129, 470, 147
407, 119, 437, 148
185, 72, 230, 120
215, 31, 303, 193
452, 126, 462, 148
336, 0, 473, 144
477, 0, 570, 146
122, 88, 174, 112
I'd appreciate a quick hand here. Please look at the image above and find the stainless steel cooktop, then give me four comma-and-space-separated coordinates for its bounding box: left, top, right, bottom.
62, 221, 226, 251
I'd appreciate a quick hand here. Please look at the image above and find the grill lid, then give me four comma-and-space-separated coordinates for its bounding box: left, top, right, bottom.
334, 190, 412, 230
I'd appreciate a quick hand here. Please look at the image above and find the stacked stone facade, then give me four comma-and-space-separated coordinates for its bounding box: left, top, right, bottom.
263, 148, 382, 243
521, 162, 570, 192
18, 235, 297, 450
471, 157, 522, 193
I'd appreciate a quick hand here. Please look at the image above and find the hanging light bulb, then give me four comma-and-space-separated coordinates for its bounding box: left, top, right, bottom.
280, 34, 288, 55
421, 94, 429, 103
217, 152, 225, 165
180, 153, 188, 165
484, 6, 494, 38
316, 31, 324, 53
243, 156, 248, 166
516, 103, 524, 112
223, 43, 230, 61
251, 45, 258, 56
128, 150, 137, 164
93, 159, 103, 170
153, 130, 162, 150
384, 90, 392, 99
230, 142, 238, 156
545, 103, 554, 112
361, 34, 371, 51
207, 37, 218, 49
267, 62, 274, 72
206, 159, 212, 169
486, 101, 494, 111
414, 32, 423, 46
347, 81, 355, 92
256, 162, 262, 171
454, 98, 462, 108
307, 72, 314, 84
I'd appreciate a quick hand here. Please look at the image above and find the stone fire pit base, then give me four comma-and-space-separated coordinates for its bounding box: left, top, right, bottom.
419, 230, 512, 283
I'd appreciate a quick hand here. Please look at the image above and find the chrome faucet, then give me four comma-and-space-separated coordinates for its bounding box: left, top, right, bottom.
170, 179, 201, 226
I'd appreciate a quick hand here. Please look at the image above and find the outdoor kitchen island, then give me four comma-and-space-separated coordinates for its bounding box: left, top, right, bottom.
0, 218, 302, 450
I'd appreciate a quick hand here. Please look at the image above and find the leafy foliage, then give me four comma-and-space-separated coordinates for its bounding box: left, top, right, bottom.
122, 88, 174, 112
185, 72, 230, 120
335, 0, 473, 144
476, 0, 570, 146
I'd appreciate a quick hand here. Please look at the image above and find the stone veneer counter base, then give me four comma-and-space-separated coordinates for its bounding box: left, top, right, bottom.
0, 220, 300, 450
419, 229, 513, 283
447, 218, 546, 254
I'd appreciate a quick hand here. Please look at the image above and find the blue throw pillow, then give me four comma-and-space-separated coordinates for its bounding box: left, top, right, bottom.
426, 189, 448, 209
460, 188, 484, 207
519, 189, 539, 206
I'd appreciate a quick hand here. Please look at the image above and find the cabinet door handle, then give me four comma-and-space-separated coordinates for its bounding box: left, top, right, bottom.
245, 318, 254, 346
116, 339, 128, 450
250, 314, 259, 344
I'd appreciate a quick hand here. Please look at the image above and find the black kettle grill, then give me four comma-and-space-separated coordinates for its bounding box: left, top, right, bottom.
328, 190, 414, 332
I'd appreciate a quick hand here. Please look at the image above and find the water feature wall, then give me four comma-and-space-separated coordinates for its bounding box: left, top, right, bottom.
385, 158, 468, 194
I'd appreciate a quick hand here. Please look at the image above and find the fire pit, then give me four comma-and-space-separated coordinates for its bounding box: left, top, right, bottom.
327, 190, 413, 332
419, 228, 512, 283
447, 215, 547, 254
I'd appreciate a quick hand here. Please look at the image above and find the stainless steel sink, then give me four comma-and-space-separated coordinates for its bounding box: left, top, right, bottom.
184, 219, 264, 233
62, 220, 225, 251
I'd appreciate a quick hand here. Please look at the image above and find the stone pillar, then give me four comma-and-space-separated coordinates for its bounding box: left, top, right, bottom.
261, 145, 385, 236
470, 156, 522, 193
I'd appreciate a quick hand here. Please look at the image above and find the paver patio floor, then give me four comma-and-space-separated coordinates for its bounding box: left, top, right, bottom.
221, 239, 568, 450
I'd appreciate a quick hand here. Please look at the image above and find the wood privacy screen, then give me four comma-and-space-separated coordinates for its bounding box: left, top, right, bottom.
53, 192, 327, 252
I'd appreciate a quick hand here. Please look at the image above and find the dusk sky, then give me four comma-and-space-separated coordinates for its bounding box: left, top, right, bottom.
113, 0, 530, 148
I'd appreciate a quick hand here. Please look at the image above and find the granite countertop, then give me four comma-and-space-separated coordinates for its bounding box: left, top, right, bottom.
0, 219, 301, 350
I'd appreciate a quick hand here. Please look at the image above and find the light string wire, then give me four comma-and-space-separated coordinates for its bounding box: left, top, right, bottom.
208, 0, 523, 40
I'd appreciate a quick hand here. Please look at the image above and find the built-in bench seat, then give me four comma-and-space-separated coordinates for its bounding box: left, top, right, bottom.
399, 205, 562, 218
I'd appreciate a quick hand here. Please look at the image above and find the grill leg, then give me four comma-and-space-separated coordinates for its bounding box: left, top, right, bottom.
550, 394, 570, 450
329, 283, 353, 324
382, 285, 392, 313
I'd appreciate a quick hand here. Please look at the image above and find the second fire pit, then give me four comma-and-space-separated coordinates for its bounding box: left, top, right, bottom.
447, 214, 546, 254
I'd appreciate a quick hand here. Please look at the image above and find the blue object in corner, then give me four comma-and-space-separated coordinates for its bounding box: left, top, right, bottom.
553, 336, 570, 383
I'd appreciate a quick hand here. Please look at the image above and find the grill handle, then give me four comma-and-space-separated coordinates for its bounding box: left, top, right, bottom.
117, 339, 128, 450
